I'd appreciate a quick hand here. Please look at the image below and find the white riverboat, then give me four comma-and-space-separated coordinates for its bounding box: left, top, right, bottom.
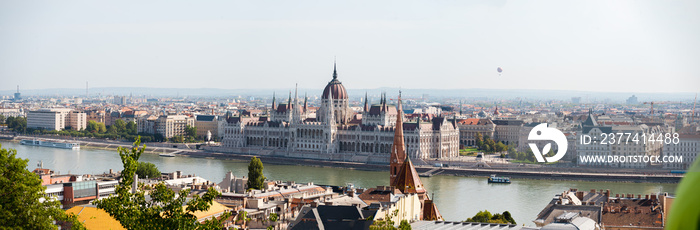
20, 139, 80, 149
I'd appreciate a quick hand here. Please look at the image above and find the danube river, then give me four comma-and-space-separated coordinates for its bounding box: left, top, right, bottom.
2, 141, 677, 226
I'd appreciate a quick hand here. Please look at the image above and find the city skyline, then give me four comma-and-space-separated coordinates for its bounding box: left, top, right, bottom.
2, 0, 699, 93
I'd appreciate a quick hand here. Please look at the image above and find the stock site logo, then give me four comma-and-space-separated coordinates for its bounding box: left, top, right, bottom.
528, 123, 568, 163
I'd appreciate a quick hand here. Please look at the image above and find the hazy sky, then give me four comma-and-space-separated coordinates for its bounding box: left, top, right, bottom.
1, 0, 699, 93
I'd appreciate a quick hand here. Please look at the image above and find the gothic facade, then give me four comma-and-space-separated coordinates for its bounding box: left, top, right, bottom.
221, 65, 459, 162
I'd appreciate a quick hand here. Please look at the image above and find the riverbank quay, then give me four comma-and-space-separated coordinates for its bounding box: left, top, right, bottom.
5, 135, 683, 183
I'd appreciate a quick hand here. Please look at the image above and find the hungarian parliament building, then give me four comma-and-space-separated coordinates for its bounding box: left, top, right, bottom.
220, 65, 459, 163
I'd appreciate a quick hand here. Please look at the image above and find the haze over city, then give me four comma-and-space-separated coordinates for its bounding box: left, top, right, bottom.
2, 0, 699, 93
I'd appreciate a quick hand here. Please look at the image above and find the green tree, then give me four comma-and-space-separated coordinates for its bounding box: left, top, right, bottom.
136, 162, 161, 179
112, 119, 127, 133
126, 121, 137, 135
0, 114, 5, 124
485, 138, 496, 152
475, 132, 484, 149
495, 142, 507, 152
502, 211, 516, 225
465, 210, 516, 224
98, 122, 107, 133
369, 209, 399, 230
465, 210, 492, 223
185, 125, 197, 138
398, 220, 412, 230
93, 137, 230, 229
246, 157, 266, 190
0, 144, 85, 229
86, 120, 99, 133
268, 213, 278, 222
6, 116, 26, 133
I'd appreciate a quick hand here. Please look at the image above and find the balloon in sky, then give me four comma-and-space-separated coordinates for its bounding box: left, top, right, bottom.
497, 67, 503, 76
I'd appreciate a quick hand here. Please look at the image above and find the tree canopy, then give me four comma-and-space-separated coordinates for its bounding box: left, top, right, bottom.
465, 210, 516, 225
0, 144, 85, 229
4, 116, 26, 133
185, 125, 197, 138
246, 157, 266, 191
136, 162, 161, 179
93, 137, 230, 229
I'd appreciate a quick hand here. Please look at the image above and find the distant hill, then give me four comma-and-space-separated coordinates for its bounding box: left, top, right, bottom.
0, 87, 694, 102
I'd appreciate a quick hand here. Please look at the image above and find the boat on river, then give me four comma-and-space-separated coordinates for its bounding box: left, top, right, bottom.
488, 174, 511, 184
20, 139, 80, 149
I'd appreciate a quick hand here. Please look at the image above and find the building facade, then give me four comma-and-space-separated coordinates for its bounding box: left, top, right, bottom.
155, 115, 195, 138
576, 111, 664, 168
220, 65, 459, 162
663, 134, 700, 170
27, 108, 82, 131
27, 110, 64, 131
456, 118, 495, 147
194, 115, 220, 140
493, 119, 523, 146
66, 111, 87, 130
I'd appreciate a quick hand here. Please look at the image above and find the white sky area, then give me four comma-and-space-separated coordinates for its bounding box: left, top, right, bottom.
1, 0, 699, 93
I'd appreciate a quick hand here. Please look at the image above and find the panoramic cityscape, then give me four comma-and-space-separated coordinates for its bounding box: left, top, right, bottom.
2, 1, 700, 230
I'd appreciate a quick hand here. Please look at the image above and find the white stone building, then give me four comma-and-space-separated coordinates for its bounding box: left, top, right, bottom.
27, 108, 85, 131
576, 111, 664, 168
663, 134, 700, 170
221, 65, 459, 162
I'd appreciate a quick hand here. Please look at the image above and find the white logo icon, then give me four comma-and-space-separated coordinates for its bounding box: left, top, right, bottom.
528, 123, 567, 163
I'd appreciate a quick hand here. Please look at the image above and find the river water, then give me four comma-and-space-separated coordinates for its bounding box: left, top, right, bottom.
1, 141, 677, 226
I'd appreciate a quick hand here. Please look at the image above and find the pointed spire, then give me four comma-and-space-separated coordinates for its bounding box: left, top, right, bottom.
303, 93, 308, 112
381, 92, 386, 112
288, 91, 292, 110
390, 91, 406, 186
271, 92, 276, 110
459, 100, 463, 115
332, 60, 338, 80
364, 92, 369, 112
294, 84, 300, 123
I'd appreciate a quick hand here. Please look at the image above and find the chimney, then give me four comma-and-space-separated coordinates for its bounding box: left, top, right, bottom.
132, 173, 138, 193
576, 191, 584, 201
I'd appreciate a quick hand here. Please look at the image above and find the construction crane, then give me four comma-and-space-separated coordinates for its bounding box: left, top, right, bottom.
643, 101, 677, 115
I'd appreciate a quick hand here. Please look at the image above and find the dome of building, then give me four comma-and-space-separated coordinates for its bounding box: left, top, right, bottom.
322, 64, 348, 100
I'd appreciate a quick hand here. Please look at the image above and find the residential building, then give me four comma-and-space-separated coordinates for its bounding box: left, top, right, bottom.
0, 108, 23, 118
155, 115, 194, 138
35, 168, 118, 209
456, 118, 495, 147
493, 119, 524, 146
663, 134, 700, 170
577, 111, 664, 168
535, 188, 671, 229
66, 111, 87, 130
195, 115, 219, 140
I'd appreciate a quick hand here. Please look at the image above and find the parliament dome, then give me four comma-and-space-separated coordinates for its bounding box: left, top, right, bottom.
321, 64, 348, 100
